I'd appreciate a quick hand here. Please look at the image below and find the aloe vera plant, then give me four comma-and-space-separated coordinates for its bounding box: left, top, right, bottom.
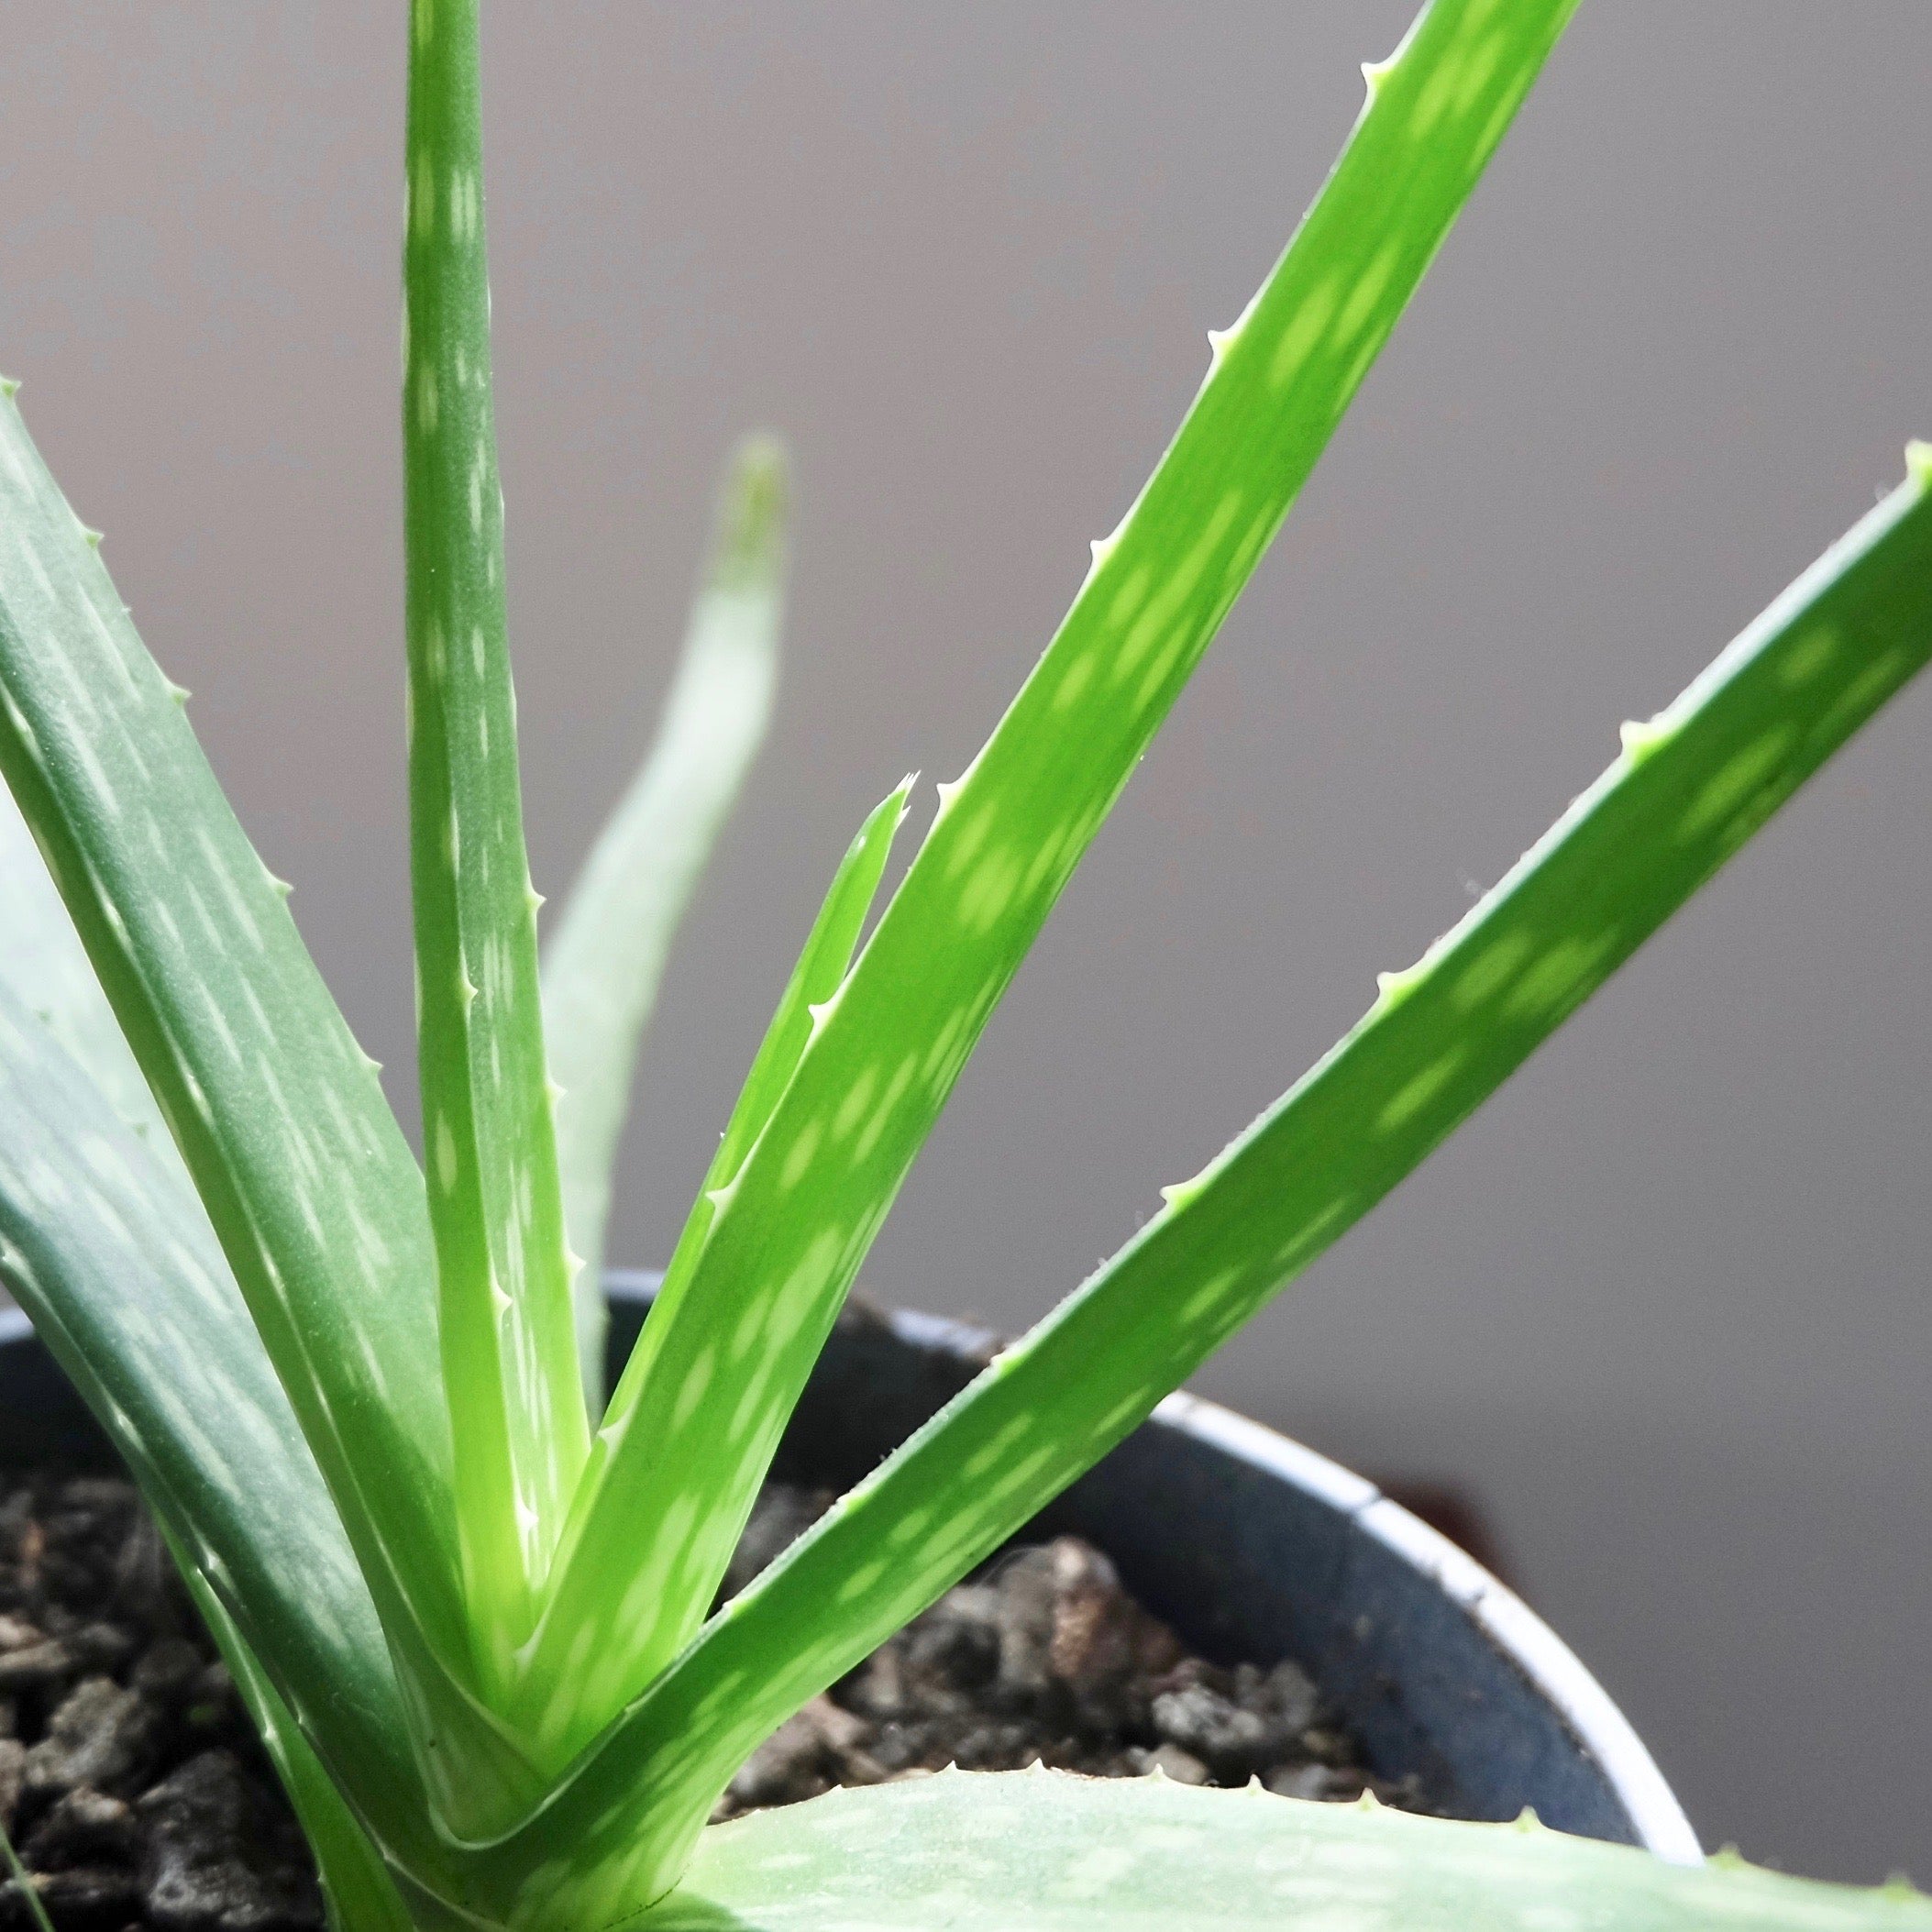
0, 1, 1927, 1926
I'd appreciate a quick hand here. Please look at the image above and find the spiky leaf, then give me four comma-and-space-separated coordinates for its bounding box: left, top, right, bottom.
652, 1770, 1926, 1932
0, 987, 448, 1878
515, 778, 910, 1739
0, 388, 545, 1833
403, 0, 587, 1673
518, 0, 1582, 1762
0, 780, 183, 1181
704, 777, 911, 1198
490, 453, 1932, 1920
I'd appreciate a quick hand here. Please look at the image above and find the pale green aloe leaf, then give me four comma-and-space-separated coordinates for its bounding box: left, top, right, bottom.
544, 437, 788, 1406
0, 984, 450, 1882
515, 0, 1581, 1766
519, 775, 911, 1695
495, 778, 906, 1751
0, 388, 548, 1837
651, 1770, 1927, 1932
506, 777, 911, 1746
703, 777, 911, 1201
0, 781, 185, 1184
0, 785, 456, 1867
483, 455, 1932, 1922
164, 1533, 417, 1932
404, 0, 587, 1673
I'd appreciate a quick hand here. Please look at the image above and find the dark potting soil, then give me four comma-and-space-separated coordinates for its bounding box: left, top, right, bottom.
0, 1474, 320, 1932
0, 1474, 1422, 1930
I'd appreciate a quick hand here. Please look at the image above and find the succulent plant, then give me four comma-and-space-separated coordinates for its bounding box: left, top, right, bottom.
0, 1, 1927, 1926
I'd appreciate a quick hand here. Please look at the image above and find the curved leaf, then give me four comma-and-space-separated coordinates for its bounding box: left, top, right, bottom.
517, 778, 910, 1734
0, 384, 539, 1834
653, 1770, 1925, 1932
544, 438, 788, 1404
0, 781, 182, 1181
488, 452, 1932, 1926
0, 983, 446, 1882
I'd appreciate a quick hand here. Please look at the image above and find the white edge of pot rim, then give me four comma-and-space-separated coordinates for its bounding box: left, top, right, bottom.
0, 1289, 1700, 1866
889, 1302, 1703, 1869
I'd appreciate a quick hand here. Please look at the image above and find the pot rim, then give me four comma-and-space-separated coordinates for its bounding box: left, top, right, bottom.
865, 1293, 1702, 1867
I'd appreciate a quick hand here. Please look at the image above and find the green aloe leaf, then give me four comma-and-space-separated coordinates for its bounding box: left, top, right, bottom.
0, 800, 430, 1901
164, 1536, 417, 1932
404, 0, 587, 1674
650, 1770, 1925, 1932
0, 781, 185, 1184
512, 777, 910, 1741
703, 777, 911, 1199
489, 454, 1932, 1922
517, 0, 1581, 1766
544, 437, 789, 1406
0, 384, 546, 1834
0, 984, 447, 1881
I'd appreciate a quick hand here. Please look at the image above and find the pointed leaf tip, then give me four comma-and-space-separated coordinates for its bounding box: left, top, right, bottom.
712, 434, 791, 588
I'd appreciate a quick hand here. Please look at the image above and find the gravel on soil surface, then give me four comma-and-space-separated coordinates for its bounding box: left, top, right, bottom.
709, 1485, 1423, 1822
0, 1473, 1422, 1929
0, 1475, 321, 1932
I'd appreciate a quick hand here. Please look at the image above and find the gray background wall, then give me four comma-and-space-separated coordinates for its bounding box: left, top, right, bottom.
3, 2, 1927, 1886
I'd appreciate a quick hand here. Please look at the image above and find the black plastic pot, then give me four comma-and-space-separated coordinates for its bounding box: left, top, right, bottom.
0, 1273, 1697, 1861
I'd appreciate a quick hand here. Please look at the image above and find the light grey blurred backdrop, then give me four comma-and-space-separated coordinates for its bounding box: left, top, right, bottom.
3, 1, 1927, 1884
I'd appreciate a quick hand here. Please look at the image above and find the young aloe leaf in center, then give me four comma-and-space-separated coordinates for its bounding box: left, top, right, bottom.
403, 0, 587, 1686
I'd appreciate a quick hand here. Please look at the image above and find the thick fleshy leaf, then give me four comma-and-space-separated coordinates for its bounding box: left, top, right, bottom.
544, 438, 788, 1405
490, 453, 1932, 1920
0, 780, 182, 1181
517, 0, 1582, 1764
653, 1770, 1923, 1932
403, 0, 587, 1672
0, 384, 540, 1834
0, 985, 446, 1878
701, 778, 911, 1202
511, 781, 910, 1738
